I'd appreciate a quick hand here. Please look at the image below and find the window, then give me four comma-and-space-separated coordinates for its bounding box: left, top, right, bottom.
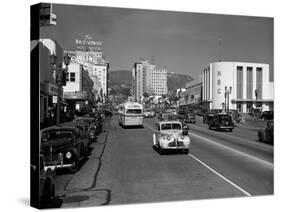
256, 68, 263, 99
70, 72, 75, 82
237, 66, 243, 99
246, 67, 253, 99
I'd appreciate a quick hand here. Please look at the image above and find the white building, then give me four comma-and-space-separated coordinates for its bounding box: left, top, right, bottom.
132, 60, 167, 102
91, 63, 108, 100
202, 61, 274, 113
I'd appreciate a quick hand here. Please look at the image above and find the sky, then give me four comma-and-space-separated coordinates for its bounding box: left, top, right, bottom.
40, 3, 274, 81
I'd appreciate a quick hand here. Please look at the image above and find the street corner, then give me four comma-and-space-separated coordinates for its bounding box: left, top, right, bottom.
61, 188, 111, 208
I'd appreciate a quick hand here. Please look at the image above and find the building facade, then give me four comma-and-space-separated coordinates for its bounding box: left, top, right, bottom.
132, 60, 167, 102
179, 79, 202, 107
202, 61, 274, 112
63, 60, 94, 112
34, 38, 63, 127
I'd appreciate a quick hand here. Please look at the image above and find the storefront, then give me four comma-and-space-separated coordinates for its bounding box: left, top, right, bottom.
64, 91, 91, 115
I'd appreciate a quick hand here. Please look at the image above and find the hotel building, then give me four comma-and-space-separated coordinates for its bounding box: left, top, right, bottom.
132, 60, 167, 102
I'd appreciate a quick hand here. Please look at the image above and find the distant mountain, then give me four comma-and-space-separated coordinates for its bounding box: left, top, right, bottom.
167, 72, 193, 92
108, 70, 193, 95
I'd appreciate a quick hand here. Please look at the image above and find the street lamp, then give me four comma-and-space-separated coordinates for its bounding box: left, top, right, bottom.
224, 86, 232, 112
51, 53, 71, 126
255, 89, 259, 117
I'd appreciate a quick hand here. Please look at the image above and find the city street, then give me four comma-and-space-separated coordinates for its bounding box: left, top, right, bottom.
54, 115, 273, 207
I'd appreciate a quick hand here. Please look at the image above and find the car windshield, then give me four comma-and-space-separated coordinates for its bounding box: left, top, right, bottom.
42, 130, 73, 142
161, 123, 181, 130
126, 109, 142, 114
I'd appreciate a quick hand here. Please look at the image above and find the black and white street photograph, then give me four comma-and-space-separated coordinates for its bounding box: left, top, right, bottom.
27, 0, 276, 210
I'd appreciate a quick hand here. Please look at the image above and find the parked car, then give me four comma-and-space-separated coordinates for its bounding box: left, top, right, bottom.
260, 111, 273, 120
203, 112, 215, 124
208, 113, 234, 132
258, 120, 274, 144
41, 126, 90, 173
152, 121, 191, 154
144, 109, 154, 118
75, 116, 103, 135
61, 121, 96, 143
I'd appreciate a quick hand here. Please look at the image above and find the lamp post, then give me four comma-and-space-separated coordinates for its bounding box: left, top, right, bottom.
51, 53, 71, 126
255, 89, 258, 117
224, 86, 232, 112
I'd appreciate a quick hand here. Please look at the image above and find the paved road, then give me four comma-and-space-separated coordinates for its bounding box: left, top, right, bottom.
54, 115, 273, 207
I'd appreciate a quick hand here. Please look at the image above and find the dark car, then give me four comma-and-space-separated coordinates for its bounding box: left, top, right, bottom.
41, 126, 90, 173
203, 112, 215, 124
208, 114, 234, 132
75, 116, 102, 135
260, 111, 273, 120
258, 120, 273, 144
181, 120, 190, 135
61, 121, 96, 143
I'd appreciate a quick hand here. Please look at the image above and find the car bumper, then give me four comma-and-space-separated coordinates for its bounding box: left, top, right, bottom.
219, 126, 234, 129
44, 162, 73, 171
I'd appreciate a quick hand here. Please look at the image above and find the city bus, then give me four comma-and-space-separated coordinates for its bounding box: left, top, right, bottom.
118, 102, 144, 127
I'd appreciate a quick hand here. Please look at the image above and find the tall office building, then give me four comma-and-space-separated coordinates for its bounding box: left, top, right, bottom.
132, 60, 167, 102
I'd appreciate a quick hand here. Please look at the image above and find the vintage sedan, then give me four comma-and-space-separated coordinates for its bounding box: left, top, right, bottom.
258, 120, 274, 144
152, 121, 191, 154
41, 126, 90, 173
61, 121, 96, 144
208, 113, 234, 132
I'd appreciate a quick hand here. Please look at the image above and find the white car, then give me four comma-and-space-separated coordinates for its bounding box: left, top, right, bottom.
152, 121, 191, 154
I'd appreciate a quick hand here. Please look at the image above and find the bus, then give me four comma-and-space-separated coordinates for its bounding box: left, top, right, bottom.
119, 102, 143, 127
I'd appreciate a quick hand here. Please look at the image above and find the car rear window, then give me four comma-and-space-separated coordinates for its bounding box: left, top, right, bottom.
218, 115, 232, 121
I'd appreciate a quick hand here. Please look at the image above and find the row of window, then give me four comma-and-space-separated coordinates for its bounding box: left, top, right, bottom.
236, 66, 263, 99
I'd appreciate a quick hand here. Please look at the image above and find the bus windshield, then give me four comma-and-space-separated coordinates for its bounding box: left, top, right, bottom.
126, 109, 142, 115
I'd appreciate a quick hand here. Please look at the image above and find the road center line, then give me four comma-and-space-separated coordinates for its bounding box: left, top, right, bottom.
189, 132, 273, 168
143, 122, 252, 196
188, 154, 252, 197
190, 124, 272, 150
143, 122, 273, 168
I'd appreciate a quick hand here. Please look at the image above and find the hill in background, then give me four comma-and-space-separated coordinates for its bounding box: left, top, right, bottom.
108, 70, 193, 95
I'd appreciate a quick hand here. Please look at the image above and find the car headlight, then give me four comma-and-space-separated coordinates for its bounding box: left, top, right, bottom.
180, 135, 185, 140
167, 135, 171, 141
65, 151, 72, 159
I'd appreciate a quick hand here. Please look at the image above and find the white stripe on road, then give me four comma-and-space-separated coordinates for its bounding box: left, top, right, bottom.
189, 132, 273, 169
143, 122, 273, 168
190, 124, 272, 150
143, 122, 252, 196
188, 154, 252, 197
